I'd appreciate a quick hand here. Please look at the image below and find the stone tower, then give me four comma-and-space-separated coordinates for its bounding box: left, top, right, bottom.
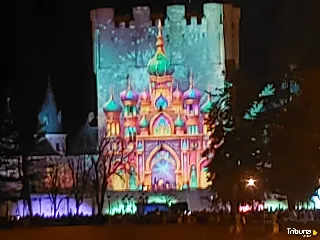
38, 79, 66, 155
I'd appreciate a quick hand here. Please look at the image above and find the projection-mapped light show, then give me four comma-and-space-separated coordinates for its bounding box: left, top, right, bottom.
91, 4, 240, 191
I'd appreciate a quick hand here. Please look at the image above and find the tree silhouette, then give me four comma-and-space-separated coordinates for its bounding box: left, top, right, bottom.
0, 97, 21, 200
204, 67, 301, 212
43, 157, 66, 218
90, 133, 134, 216
267, 65, 320, 209
68, 155, 92, 215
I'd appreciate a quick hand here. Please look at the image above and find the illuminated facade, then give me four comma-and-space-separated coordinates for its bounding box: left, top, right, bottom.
91, 4, 240, 191
103, 22, 213, 191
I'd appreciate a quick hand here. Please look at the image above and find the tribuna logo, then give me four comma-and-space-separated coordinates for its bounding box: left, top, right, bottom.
287, 228, 317, 238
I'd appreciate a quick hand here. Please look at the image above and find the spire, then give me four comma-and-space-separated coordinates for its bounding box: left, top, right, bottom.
155, 19, 165, 54
109, 86, 115, 99
127, 75, 132, 90
189, 69, 195, 88
38, 78, 63, 133
207, 84, 212, 100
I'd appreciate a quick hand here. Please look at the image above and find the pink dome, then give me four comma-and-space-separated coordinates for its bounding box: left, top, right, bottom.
140, 88, 151, 101
172, 85, 182, 101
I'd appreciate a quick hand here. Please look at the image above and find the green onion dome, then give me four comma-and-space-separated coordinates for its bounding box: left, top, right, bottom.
147, 21, 175, 76
103, 93, 121, 112
139, 115, 149, 128
174, 114, 185, 127
200, 98, 214, 113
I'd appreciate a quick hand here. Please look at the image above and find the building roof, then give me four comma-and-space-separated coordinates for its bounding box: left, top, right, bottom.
38, 81, 63, 134
68, 122, 98, 155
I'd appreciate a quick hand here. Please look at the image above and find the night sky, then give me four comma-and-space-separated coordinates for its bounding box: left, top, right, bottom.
3, 0, 320, 149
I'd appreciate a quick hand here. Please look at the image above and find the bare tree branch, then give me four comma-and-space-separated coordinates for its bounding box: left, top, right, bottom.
90, 133, 134, 216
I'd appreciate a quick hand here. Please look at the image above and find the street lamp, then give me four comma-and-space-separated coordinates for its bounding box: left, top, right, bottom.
246, 177, 256, 187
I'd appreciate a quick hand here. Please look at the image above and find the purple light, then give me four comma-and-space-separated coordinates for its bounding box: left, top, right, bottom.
11, 194, 93, 217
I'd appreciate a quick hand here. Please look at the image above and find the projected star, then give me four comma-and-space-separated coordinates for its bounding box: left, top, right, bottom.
152, 159, 175, 183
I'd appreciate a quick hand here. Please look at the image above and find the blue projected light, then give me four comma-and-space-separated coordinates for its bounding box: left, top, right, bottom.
155, 95, 168, 110
152, 159, 176, 185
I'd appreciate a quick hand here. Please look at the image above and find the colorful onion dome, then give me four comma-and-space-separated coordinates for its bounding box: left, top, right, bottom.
139, 115, 149, 128
120, 77, 139, 102
172, 83, 182, 101
103, 90, 121, 112
174, 114, 185, 127
147, 20, 175, 76
201, 94, 214, 113
140, 88, 151, 101
183, 70, 202, 100
200, 85, 214, 113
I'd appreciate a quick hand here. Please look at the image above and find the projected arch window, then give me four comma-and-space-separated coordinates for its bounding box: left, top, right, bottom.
155, 95, 168, 110
124, 106, 136, 117
125, 127, 137, 141
187, 125, 198, 135
153, 114, 171, 136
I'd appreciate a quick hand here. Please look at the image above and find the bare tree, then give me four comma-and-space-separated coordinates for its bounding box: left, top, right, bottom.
0, 97, 21, 202
90, 135, 133, 216
44, 157, 66, 218
67, 155, 91, 215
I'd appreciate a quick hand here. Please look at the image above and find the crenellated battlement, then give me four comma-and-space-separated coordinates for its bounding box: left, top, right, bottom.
91, 4, 227, 30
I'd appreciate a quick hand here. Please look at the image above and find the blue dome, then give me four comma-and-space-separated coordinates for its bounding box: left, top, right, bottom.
103, 95, 121, 112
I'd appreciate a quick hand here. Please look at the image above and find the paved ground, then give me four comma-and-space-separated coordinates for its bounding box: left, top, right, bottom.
0, 224, 319, 240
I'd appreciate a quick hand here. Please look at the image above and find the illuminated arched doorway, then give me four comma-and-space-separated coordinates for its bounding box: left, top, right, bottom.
150, 150, 176, 187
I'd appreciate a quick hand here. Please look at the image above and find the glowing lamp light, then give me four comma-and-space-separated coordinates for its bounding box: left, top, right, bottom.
246, 178, 256, 187
239, 204, 252, 213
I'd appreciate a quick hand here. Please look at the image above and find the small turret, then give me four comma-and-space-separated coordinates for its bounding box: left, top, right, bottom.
140, 88, 151, 114
103, 88, 121, 136
174, 114, 185, 135
121, 76, 138, 139
139, 115, 149, 136
172, 83, 183, 113
120, 77, 139, 102
183, 70, 202, 116
200, 92, 214, 114
183, 70, 202, 103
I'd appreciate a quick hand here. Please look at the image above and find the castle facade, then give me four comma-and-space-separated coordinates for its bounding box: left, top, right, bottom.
91, 3, 240, 191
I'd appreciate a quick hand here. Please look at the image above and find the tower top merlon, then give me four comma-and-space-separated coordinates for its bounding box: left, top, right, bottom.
166, 5, 185, 21
90, 8, 115, 28
133, 6, 151, 22
203, 3, 223, 22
